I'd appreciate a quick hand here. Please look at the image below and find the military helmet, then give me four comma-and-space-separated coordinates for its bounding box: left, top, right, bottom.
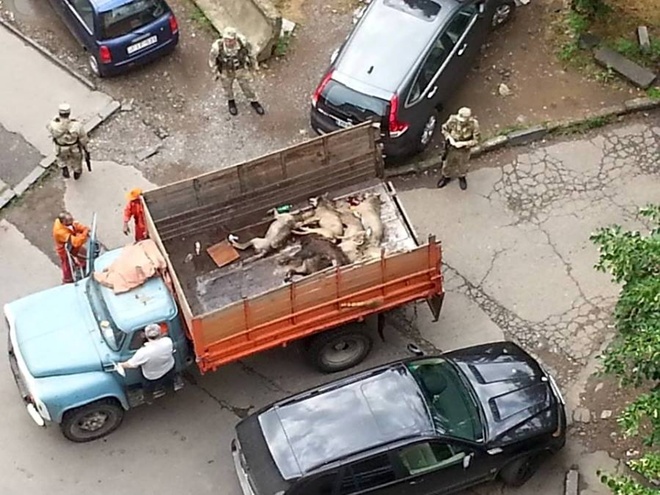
457, 107, 472, 122
223, 26, 237, 39
58, 103, 71, 116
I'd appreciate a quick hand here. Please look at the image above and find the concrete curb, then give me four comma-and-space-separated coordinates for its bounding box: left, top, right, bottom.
385, 97, 660, 179
1, 100, 121, 210
0, 18, 97, 91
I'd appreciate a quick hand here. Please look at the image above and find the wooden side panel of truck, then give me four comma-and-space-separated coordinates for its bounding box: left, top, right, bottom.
143, 124, 444, 373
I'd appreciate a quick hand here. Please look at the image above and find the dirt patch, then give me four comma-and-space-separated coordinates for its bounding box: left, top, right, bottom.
1, 169, 65, 265
574, 373, 649, 461
447, 1, 641, 139
606, 0, 660, 28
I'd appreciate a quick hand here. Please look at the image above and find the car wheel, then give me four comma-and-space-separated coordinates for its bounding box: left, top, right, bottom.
60, 398, 124, 443
88, 54, 108, 78
490, 1, 516, 30
499, 453, 544, 486
416, 110, 439, 153
305, 325, 373, 373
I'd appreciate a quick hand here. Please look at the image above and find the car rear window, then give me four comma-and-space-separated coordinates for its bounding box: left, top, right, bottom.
321, 79, 388, 124
383, 0, 441, 21
99, 0, 168, 39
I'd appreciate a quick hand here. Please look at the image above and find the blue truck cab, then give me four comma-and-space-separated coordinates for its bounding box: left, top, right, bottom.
4, 247, 191, 442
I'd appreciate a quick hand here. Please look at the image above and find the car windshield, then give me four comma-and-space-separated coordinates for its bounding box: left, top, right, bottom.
86, 278, 125, 351
99, 0, 168, 39
383, 0, 441, 21
321, 79, 388, 123
406, 358, 484, 442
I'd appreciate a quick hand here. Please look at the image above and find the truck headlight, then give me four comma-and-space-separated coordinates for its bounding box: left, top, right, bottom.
33, 397, 51, 421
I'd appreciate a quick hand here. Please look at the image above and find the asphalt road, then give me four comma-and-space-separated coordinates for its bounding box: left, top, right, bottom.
4, 114, 659, 494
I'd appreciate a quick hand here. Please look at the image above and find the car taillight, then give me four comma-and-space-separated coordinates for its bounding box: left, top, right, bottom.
388, 95, 409, 137
99, 45, 112, 64
169, 14, 179, 35
312, 70, 334, 106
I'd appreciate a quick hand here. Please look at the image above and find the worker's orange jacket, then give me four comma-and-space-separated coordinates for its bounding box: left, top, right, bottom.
123, 199, 147, 240
53, 219, 89, 256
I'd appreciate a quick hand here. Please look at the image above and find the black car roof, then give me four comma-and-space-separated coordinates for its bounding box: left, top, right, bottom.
258, 365, 434, 479
334, 0, 460, 96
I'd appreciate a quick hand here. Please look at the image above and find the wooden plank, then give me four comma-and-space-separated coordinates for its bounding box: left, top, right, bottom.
293, 273, 339, 313
145, 124, 378, 222
142, 201, 194, 327
156, 152, 376, 228
338, 262, 383, 297
159, 162, 378, 241
199, 302, 246, 344
384, 249, 428, 282
246, 290, 293, 328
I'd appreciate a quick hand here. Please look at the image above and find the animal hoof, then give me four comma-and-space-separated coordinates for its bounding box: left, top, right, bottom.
228, 234, 239, 242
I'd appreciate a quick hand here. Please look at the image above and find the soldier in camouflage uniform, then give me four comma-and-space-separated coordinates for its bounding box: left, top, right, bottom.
437, 107, 480, 191
208, 27, 264, 116
47, 103, 90, 180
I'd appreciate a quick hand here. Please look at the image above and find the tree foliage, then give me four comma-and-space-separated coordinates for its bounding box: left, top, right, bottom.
591, 205, 660, 493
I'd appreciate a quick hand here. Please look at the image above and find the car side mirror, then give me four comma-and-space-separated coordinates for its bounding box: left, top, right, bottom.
407, 343, 425, 356
330, 48, 339, 63
463, 453, 473, 469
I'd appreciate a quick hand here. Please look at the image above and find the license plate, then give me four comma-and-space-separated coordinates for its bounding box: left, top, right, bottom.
334, 118, 352, 129
127, 35, 157, 55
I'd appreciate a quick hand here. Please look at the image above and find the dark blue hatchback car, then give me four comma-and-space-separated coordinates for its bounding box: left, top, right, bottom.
47, 0, 179, 77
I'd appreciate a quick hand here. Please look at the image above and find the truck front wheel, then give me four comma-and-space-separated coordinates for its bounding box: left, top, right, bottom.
61, 398, 124, 442
305, 325, 373, 373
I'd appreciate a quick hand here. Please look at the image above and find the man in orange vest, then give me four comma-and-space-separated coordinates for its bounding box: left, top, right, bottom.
53, 212, 90, 284
123, 188, 148, 242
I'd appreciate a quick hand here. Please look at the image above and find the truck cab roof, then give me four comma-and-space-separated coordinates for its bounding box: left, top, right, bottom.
93, 248, 177, 333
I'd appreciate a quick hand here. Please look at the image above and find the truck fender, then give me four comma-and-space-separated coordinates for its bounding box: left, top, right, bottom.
39, 371, 129, 423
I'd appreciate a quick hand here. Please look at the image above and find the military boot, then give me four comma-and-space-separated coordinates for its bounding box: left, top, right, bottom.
250, 101, 265, 115
436, 176, 451, 189
61, 166, 70, 179
228, 99, 238, 116
73, 171, 82, 180
459, 177, 468, 190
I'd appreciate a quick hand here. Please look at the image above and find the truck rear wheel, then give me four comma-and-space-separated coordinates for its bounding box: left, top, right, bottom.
61, 398, 124, 443
305, 325, 373, 373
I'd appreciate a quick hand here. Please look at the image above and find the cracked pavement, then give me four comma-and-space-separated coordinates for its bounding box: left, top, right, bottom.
0, 114, 658, 495
392, 114, 659, 495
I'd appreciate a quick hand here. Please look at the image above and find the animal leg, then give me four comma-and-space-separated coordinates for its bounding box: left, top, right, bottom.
227, 234, 255, 251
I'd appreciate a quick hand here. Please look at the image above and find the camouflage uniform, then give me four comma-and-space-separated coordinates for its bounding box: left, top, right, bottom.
438, 107, 479, 190
208, 27, 264, 115
47, 103, 90, 180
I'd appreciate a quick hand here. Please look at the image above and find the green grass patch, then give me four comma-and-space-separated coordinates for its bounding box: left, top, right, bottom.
647, 87, 660, 100
557, 114, 614, 135
190, 6, 214, 32
274, 32, 292, 57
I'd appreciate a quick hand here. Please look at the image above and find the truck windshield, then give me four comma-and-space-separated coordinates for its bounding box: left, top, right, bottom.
86, 278, 125, 351
406, 358, 484, 442
99, 0, 168, 40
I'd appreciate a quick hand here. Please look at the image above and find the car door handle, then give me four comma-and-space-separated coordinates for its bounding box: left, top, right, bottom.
457, 43, 468, 56
427, 86, 438, 98
409, 478, 425, 485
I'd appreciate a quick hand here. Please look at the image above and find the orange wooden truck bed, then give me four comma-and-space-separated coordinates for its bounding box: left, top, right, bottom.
142, 124, 444, 373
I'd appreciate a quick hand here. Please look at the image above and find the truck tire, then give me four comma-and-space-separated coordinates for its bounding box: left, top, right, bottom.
305, 325, 373, 373
60, 398, 124, 443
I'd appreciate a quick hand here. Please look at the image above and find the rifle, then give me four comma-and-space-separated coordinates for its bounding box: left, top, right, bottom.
83, 148, 92, 172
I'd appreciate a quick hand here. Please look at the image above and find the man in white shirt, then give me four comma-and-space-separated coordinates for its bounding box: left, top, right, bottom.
120, 324, 176, 404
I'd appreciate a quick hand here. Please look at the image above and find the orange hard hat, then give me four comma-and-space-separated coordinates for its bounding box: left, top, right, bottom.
126, 188, 143, 201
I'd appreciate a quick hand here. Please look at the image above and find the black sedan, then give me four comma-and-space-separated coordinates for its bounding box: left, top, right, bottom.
231, 341, 566, 495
